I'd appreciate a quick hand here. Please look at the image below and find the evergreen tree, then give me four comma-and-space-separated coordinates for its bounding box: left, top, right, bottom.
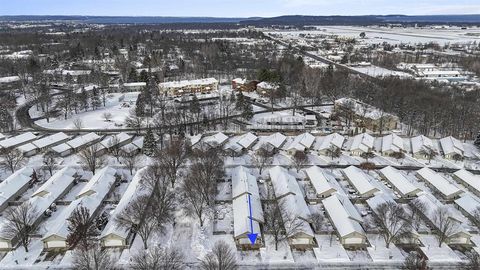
79, 87, 89, 111
190, 96, 201, 116
235, 92, 245, 110
143, 128, 157, 156
242, 102, 254, 120
128, 67, 138, 82
90, 87, 101, 110
0, 108, 14, 132
135, 93, 146, 117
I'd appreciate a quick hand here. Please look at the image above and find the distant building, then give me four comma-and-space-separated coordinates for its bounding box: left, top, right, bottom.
232, 78, 258, 92
159, 78, 218, 96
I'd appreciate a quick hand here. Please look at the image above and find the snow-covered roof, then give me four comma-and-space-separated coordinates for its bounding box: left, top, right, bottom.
131, 137, 144, 149
411, 135, 435, 154
286, 132, 315, 152
123, 82, 146, 87
99, 132, 132, 148
336, 98, 394, 120
0, 168, 78, 240
336, 193, 363, 222
43, 168, 116, 241
31, 167, 77, 198
322, 194, 365, 238
65, 132, 101, 149
416, 168, 463, 199
280, 190, 312, 221
17, 143, 37, 153
269, 166, 300, 198
232, 193, 263, 238
232, 78, 246, 84
31, 132, 70, 149
203, 132, 229, 147
236, 132, 258, 149
366, 193, 396, 211
0, 168, 34, 207
379, 166, 422, 197
257, 81, 278, 89
231, 166, 259, 199
381, 134, 405, 153
62, 70, 91, 76
0, 75, 20, 84
439, 136, 464, 156
266, 132, 286, 149
349, 133, 374, 153
51, 143, 72, 154
342, 166, 379, 196
76, 167, 116, 199
415, 194, 469, 237
453, 169, 480, 194
100, 168, 148, 239
304, 166, 336, 197
159, 78, 218, 89
0, 132, 37, 149
314, 133, 345, 152
454, 194, 480, 215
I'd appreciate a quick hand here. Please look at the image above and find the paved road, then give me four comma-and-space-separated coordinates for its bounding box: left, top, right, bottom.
13, 94, 333, 134
263, 32, 376, 80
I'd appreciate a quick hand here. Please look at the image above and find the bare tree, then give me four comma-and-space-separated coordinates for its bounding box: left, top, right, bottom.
141, 165, 176, 234
292, 151, 308, 172
72, 243, 113, 270
155, 138, 189, 187
116, 195, 156, 249
42, 152, 57, 176
310, 212, 324, 233
373, 202, 413, 248
263, 195, 304, 250
67, 206, 98, 250
102, 112, 113, 122
432, 207, 459, 247
409, 199, 427, 231
0, 148, 26, 173
121, 151, 140, 175
360, 151, 376, 163
253, 146, 275, 175
2, 202, 37, 252
421, 148, 437, 164
472, 207, 480, 229
108, 135, 122, 162
325, 145, 342, 161
125, 109, 144, 134
200, 240, 237, 270
462, 251, 480, 270
131, 247, 185, 270
181, 167, 213, 227
73, 118, 84, 129
401, 251, 427, 270
78, 145, 106, 175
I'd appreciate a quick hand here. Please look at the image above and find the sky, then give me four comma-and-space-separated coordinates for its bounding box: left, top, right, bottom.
1, 0, 479, 17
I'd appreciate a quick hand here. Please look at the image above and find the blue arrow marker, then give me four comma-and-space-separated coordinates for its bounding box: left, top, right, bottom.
247, 193, 258, 246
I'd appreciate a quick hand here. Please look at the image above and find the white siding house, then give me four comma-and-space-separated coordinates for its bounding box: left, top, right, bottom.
416, 168, 463, 200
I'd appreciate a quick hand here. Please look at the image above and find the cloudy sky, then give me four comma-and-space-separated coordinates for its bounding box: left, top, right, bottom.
1, 0, 479, 17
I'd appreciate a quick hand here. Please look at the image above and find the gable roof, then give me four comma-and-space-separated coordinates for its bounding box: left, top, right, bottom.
342, 166, 379, 196
439, 136, 464, 156
381, 133, 405, 153
323, 194, 365, 238
231, 166, 259, 199
304, 166, 336, 196
349, 133, 374, 152
379, 166, 422, 197
416, 168, 463, 198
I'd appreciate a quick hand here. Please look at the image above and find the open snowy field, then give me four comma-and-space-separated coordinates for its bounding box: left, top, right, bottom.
268, 25, 480, 45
